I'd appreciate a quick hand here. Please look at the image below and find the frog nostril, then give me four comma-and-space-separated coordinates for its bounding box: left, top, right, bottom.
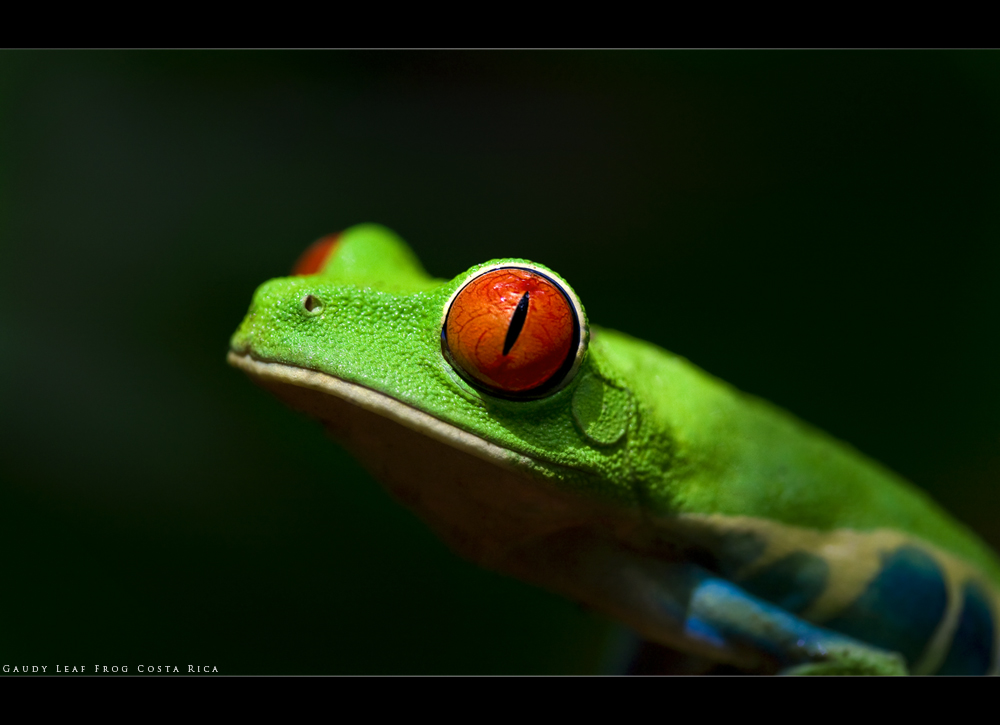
301, 294, 324, 314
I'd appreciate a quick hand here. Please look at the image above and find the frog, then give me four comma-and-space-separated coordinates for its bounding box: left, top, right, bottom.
227, 223, 1000, 675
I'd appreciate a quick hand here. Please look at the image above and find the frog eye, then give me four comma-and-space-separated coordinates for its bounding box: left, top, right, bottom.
292, 232, 341, 275
442, 266, 585, 398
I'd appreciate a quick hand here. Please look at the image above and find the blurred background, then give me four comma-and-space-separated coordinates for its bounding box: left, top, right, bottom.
2, 51, 999, 674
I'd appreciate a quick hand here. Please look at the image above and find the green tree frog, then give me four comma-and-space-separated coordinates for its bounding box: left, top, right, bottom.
228, 224, 1000, 675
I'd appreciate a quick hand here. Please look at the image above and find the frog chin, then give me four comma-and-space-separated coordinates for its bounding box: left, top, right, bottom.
225, 350, 618, 568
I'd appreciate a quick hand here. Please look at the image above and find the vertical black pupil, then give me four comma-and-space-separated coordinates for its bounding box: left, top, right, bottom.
503, 291, 530, 356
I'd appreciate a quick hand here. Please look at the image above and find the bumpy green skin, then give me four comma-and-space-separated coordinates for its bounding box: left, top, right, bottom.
231, 224, 1000, 582
231, 224, 1000, 673
605, 331, 1000, 583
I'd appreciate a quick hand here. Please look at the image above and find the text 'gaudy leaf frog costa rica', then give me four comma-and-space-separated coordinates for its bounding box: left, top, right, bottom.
228, 224, 1000, 675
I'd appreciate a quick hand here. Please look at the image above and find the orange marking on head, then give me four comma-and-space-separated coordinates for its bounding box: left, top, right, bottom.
292, 233, 341, 275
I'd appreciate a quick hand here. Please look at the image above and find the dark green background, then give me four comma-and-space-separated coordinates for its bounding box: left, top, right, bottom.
2, 51, 999, 674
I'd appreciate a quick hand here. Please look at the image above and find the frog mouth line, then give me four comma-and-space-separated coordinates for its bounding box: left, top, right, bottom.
227, 351, 535, 473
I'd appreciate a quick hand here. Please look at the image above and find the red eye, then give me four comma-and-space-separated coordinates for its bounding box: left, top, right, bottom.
444, 267, 581, 396
292, 233, 341, 275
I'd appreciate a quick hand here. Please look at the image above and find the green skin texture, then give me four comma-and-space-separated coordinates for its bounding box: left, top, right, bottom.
230, 224, 1000, 672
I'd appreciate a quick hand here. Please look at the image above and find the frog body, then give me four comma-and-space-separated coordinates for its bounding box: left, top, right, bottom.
228, 224, 1000, 675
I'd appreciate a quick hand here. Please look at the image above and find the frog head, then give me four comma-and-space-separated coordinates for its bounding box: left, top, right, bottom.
229, 224, 646, 510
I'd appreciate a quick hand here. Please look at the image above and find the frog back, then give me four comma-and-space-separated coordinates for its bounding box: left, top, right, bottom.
596, 327, 1000, 674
